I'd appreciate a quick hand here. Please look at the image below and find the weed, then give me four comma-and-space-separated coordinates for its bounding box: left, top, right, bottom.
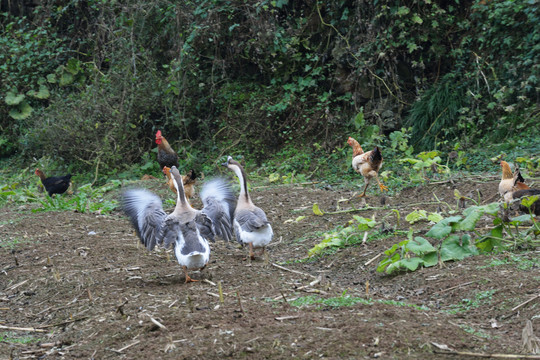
458, 324, 493, 339
0, 332, 41, 344
283, 292, 429, 311
447, 290, 496, 314
480, 254, 539, 271
307, 216, 376, 257
0, 237, 29, 250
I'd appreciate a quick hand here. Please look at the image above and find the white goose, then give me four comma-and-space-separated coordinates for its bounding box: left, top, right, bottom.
122, 166, 235, 282
223, 156, 273, 260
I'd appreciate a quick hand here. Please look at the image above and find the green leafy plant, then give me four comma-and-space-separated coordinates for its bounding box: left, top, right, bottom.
400, 151, 450, 183
405, 209, 444, 224
33, 181, 120, 214
379, 200, 539, 274
308, 216, 376, 257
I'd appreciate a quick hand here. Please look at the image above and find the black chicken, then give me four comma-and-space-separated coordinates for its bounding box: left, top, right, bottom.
35, 169, 72, 196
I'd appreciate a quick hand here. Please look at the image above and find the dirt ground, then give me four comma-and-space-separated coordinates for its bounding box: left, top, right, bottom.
1, 177, 539, 359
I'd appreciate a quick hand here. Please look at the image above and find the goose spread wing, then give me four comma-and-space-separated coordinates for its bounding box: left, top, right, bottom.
199, 178, 236, 242
194, 211, 215, 242
235, 207, 269, 232
122, 189, 167, 250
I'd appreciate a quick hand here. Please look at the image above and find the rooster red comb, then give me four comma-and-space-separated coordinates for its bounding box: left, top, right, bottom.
155, 130, 162, 138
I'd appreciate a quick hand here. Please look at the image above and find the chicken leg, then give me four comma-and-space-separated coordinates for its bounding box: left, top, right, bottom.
377, 177, 388, 192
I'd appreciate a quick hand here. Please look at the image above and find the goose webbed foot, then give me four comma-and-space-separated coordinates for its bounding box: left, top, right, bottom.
183, 266, 199, 283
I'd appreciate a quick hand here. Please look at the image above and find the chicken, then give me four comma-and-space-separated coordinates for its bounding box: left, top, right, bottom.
35, 169, 72, 197
347, 137, 388, 197
499, 161, 529, 199
223, 156, 273, 260
162, 167, 198, 201
122, 166, 235, 283
155, 130, 179, 169
505, 189, 540, 216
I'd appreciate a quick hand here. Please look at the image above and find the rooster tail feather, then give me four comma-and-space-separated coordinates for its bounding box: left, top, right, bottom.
370, 146, 383, 163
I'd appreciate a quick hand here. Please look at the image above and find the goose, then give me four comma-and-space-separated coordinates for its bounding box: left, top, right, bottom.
222, 156, 273, 260
122, 166, 235, 282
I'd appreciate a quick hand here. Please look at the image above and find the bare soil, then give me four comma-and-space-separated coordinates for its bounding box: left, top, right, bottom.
1, 178, 539, 359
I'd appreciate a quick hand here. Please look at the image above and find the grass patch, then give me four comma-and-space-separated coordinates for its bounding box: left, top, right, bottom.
0, 332, 41, 344
458, 324, 493, 339
479, 254, 539, 271
447, 289, 495, 314
276, 293, 429, 311
0, 237, 30, 250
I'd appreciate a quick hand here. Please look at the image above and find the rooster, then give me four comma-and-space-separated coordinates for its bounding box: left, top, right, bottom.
155, 130, 179, 169
347, 137, 388, 197
499, 161, 529, 200
35, 169, 72, 197
163, 166, 198, 201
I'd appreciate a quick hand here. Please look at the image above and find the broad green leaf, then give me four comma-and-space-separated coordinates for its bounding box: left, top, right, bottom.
510, 214, 535, 224
397, 6, 410, 16
27, 85, 50, 99
383, 242, 402, 256
268, 173, 280, 183
458, 207, 484, 231
407, 42, 418, 53
406, 209, 427, 224
520, 195, 539, 209
5, 91, 25, 105
9, 101, 33, 120
35, 85, 50, 99
427, 212, 444, 223
312, 203, 324, 216
386, 257, 424, 274
399, 158, 422, 165
66, 58, 81, 74
425, 222, 452, 239
59, 71, 74, 86
47, 73, 57, 83
406, 236, 436, 255
353, 215, 376, 230
477, 225, 503, 252
412, 14, 423, 24
421, 252, 438, 267
400, 257, 424, 271
440, 235, 477, 262
353, 110, 365, 129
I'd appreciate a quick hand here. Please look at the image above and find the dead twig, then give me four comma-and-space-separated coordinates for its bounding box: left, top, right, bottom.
275, 315, 299, 321
148, 316, 168, 330
364, 253, 382, 267
433, 350, 540, 359
435, 281, 475, 294
236, 292, 246, 317
38, 317, 89, 329
202, 279, 216, 286
0, 324, 45, 332
117, 340, 141, 352
272, 263, 317, 279
512, 294, 540, 312
5, 280, 28, 292
295, 276, 322, 291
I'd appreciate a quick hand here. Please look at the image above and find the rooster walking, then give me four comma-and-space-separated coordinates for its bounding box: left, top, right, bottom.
347, 137, 388, 197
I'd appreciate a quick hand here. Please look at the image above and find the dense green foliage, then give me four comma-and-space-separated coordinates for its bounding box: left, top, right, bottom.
0, 0, 538, 174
